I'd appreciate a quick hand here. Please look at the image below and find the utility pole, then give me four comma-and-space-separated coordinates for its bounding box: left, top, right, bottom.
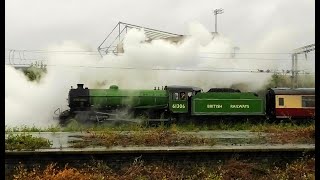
231, 46, 240, 58
291, 44, 315, 88
213, 8, 224, 33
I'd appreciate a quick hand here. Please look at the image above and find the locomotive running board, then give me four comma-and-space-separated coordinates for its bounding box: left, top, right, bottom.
96, 118, 171, 123
148, 119, 171, 122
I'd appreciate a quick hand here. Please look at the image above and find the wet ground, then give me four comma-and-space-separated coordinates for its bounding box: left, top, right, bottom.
5, 131, 314, 152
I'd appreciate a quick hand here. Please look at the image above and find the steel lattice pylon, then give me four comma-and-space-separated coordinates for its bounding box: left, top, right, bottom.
97, 22, 183, 56
291, 44, 315, 88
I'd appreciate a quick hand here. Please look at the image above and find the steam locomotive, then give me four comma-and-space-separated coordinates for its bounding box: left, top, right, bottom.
58, 84, 315, 124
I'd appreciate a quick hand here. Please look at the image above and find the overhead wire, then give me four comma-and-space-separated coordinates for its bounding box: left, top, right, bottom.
5, 48, 315, 54
5, 49, 315, 74
5, 57, 302, 61
5, 63, 314, 75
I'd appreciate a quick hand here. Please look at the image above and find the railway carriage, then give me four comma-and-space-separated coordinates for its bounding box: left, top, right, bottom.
265, 88, 315, 119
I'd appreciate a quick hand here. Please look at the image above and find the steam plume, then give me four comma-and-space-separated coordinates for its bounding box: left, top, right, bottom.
5, 22, 313, 127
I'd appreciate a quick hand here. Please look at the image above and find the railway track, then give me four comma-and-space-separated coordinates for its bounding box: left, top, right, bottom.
5, 130, 314, 178
5, 145, 314, 174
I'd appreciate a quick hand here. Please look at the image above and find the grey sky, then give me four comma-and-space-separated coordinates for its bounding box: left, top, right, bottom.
5, 0, 315, 63
6, 0, 314, 49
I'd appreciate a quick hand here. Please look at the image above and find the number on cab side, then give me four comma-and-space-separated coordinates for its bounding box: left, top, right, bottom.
172, 104, 185, 108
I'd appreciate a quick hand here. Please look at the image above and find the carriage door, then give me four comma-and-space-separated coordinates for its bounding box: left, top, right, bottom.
169, 91, 188, 113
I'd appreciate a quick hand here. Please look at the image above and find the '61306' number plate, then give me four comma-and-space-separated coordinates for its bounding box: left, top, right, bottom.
172, 104, 186, 108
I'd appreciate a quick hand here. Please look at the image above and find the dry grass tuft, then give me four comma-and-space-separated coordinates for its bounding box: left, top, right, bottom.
11, 156, 314, 180
69, 128, 216, 148
265, 125, 315, 144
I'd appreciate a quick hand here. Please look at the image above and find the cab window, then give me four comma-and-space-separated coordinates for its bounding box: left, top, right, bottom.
180, 92, 186, 100
173, 93, 179, 100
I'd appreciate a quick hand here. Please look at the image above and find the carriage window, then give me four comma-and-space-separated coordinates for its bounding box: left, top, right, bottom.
173, 93, 179, 100
302, 96, 315, 107
279, 98, 284, 106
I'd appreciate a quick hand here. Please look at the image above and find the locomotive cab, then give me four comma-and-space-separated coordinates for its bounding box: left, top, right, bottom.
166, 85, 202, 114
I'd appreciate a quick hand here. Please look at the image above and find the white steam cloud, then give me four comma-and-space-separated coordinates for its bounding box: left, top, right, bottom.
5, 22, 302, 127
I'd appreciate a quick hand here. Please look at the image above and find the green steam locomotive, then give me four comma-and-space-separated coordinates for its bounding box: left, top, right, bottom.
58, 83, 269, 124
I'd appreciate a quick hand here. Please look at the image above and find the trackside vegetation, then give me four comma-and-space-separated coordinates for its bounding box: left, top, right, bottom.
69, 127, 216, 148
5, 134, 52, 151
5, 120, 315, 132
10, 156, 315, 180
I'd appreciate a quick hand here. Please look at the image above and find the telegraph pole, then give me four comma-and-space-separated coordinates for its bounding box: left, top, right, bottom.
213, 8, 224, 33
291, 44, 315, 88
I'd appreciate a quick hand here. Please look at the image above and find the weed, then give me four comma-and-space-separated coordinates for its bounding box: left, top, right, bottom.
69, 128, 216, 148
5, 125, 62, 132
5, 120, 315, 134
269, 157, 315, 179
63, 119, 85, 132
5, 134, 52, 151
10, 157, 315, 180
250, 123, 315, 144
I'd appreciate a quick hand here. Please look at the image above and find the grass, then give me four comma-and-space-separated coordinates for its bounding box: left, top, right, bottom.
250, 121, 315, 132
263, 125, 314, 144
5, 120, 315, 145
5, 133, 52, 151
5, 120, 315, 132
10, 156, 315, 180
5, 125, 62, 133
69, 127, 216, 148
5, 122, 313, 150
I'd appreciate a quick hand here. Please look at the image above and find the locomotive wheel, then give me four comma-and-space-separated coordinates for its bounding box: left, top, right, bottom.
74, 111, 91, 123
58, 110, 75, 125
177, 114, 189, 123
134, 110, 151, 126
135, 110, 150, 119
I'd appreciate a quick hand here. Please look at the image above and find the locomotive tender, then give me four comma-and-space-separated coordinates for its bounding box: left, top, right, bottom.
58, 84, 315, 124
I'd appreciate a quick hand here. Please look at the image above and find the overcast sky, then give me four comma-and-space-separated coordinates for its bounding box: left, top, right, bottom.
5, 0, 315, 61
6, 0, 314, 49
